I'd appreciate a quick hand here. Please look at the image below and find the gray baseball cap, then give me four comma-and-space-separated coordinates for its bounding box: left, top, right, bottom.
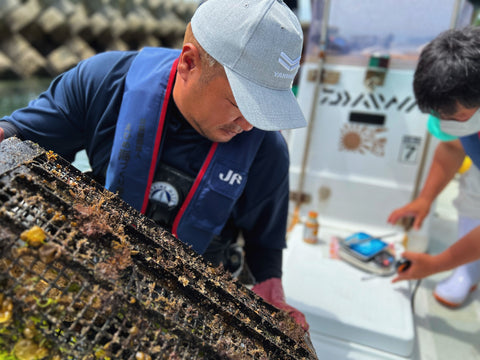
191, 0, 306, 131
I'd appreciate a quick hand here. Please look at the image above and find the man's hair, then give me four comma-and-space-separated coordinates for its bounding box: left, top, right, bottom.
183, 23, 223, 83
414, 26, 480, 116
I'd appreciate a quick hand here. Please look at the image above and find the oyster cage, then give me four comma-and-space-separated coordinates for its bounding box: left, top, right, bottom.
0, 138, 318, 360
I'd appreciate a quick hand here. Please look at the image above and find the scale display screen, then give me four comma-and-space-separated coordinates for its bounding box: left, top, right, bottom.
344, 232, 388, 259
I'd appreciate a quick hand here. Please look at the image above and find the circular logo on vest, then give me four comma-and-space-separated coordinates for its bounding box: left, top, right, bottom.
149, 181, 179, 207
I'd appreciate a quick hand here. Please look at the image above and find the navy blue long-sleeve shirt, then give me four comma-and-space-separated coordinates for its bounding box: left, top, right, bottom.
0, 50, 290, 282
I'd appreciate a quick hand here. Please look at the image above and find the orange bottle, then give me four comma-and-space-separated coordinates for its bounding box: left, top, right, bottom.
303, 211, 319, 244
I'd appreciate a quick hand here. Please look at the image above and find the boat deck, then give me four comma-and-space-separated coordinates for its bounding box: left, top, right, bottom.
282, 175, 480, 360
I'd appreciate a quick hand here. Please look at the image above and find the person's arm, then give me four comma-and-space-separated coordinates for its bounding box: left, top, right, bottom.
393, 225, 480, 282
388, 139, 465, 229
0, 121, 21, 142
233, 132, 309, 331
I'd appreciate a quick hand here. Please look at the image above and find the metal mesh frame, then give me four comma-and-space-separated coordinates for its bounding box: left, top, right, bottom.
0, 138, 317, 360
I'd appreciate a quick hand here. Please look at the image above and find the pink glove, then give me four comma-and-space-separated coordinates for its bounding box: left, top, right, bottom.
0, 127, 4, 143
252, 277, 309, 331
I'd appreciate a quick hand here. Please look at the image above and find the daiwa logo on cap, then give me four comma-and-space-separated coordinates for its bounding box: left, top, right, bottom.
278, 52, 300, 72
275, 52, 300, 80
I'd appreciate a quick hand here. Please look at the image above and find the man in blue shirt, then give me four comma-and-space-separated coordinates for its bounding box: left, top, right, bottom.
0, 0, 309, 330
388, 26, 480, 308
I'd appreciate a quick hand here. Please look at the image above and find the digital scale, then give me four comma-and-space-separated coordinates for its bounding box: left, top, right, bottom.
337, 232, 397, 276
283, 224, 416, 359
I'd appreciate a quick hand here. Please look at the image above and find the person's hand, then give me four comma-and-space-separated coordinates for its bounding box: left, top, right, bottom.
392, 251, 437, 283
251, 277, 309, 331
0, 127, 4, 143
387, 197, 432, 230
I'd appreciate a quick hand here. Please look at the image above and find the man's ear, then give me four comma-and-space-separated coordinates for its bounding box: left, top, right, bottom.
177, 43, 201, 81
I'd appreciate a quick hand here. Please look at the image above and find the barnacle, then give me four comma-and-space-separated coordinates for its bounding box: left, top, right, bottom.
46, 150, 58, 161
20, 226, 46, 247
135, 352, 152, 360
178, 276, 189, 286
0, 294, 13, 323
38, 243, 62, 264
13, 339, 48, 360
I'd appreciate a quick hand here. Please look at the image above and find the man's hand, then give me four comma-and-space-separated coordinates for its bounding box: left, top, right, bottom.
0, 127, 4, 143
251, 277, 309, 331
392, 251, 437, 283
387, 197, 432, 230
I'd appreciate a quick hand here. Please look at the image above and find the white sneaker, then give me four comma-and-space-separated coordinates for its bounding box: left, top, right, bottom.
433, 260, 480, 307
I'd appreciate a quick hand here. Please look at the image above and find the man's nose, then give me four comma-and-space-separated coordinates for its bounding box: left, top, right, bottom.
236, 117, 254, 131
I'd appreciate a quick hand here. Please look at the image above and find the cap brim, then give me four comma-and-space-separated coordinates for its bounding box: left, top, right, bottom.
224, 67, 307, 131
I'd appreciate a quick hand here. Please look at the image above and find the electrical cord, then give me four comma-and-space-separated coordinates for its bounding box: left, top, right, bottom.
410, 278, 422, 314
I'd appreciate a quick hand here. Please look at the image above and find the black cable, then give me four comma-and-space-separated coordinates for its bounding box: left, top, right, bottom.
410, 279, 422, 314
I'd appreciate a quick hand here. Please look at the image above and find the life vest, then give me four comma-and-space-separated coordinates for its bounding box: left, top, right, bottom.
460, 133, 480, 170
105, 47, 265, 253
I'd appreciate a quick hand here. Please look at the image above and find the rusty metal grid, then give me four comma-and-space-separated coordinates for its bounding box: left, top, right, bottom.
0, 138, 317, 360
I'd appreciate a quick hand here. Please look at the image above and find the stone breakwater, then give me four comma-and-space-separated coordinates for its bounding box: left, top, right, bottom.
0, 0, 198, 79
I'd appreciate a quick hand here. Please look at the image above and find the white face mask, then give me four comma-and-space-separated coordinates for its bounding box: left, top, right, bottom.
440, 108, 480, 137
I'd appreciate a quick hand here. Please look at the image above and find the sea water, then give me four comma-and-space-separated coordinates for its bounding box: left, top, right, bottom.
0, 78, 91, 172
